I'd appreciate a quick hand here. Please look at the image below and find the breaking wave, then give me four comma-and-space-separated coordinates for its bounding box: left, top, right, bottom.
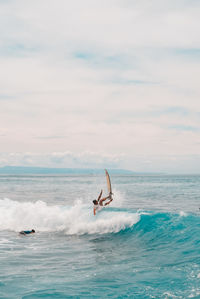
0, 198, 140, 235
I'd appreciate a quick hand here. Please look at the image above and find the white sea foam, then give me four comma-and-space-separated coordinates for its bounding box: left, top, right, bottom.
179, 211, 187, 217
110, 189, 124, 207
0, 198, 140, 235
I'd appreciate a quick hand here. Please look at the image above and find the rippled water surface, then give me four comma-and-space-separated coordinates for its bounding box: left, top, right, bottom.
0, 174, 200, 298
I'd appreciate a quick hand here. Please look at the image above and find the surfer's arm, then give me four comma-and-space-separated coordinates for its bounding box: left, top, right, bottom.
93, 207, 96, 215
97, 189, 103, 202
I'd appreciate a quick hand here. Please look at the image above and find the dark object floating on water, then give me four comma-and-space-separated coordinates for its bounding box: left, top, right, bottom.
19, 229, 35, 235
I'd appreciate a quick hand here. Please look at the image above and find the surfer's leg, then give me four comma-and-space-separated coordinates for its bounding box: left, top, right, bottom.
99, 196, 110, 205
19, 231, 26, 235
104, 198, 113, 206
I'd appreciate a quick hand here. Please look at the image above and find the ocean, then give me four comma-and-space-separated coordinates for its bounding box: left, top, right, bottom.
0, 174, 199, 298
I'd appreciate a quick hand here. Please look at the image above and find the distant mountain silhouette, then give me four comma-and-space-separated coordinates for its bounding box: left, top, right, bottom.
0, 166, 135, 175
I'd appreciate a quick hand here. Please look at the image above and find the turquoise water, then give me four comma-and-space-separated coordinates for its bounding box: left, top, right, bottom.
0, 174, 200, 298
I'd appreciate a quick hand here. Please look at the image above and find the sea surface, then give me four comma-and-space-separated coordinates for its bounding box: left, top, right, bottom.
0, 174, 200, 298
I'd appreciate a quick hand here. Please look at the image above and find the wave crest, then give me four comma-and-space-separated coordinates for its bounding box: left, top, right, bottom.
0, 198, 140, 235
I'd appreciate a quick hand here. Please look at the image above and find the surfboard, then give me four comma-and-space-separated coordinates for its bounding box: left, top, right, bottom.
105, 169, 113, 200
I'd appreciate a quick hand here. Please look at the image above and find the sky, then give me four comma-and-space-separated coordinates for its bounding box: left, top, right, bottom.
0, 0, 200, 173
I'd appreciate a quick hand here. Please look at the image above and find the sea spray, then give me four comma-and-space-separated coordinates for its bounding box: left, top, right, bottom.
0, 198, 140, 234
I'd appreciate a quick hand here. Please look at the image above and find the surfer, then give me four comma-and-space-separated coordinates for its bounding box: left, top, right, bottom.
19, 229, 35, 235
93, 190, 113, 215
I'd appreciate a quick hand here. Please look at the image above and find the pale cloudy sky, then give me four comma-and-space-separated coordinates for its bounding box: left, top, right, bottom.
0, 0, 200, 173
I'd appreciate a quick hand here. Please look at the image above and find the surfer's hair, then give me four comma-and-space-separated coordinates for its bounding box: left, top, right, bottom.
32, 229, 35, 233
93, 200, 98, 205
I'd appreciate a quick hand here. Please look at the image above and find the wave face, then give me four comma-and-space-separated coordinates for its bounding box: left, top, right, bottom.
0, 197, 199, 255
1, 197, 199, 235
131, 211, 200, 264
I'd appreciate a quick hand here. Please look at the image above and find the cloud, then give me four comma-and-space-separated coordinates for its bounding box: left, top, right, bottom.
0, 94, 15, 101
168, 124, 199, 132
0, 0, 200, 173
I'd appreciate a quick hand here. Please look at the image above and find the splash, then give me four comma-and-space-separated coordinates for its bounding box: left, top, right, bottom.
0, 198, 140, 235
179, 211, 188, 217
